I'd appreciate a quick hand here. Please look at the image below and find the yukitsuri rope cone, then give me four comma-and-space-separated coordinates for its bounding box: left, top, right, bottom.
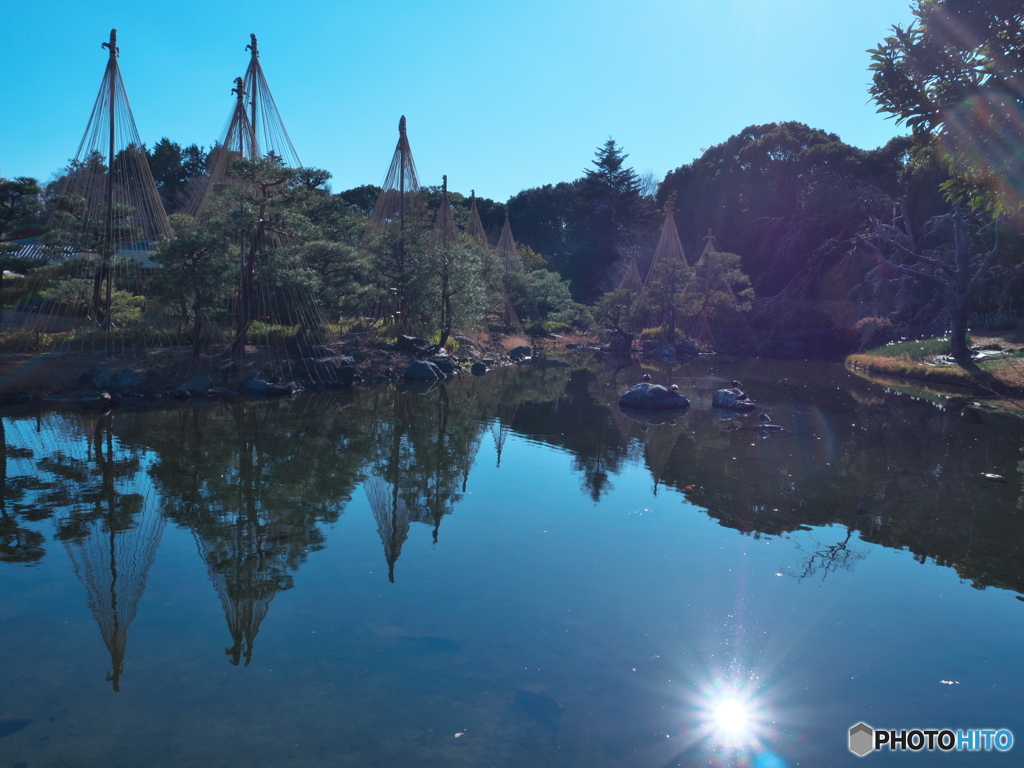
369, 116, 421, 230
186, 34, 302, 218
465, 190, 488, 245
20, 29, 170, 358
179, 35, 327, 377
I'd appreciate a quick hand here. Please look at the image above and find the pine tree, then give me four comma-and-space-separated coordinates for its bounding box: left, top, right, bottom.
570, 139, 649, 301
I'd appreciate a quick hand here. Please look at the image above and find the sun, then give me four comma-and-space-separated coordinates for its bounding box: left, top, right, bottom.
712, 696, 750, 738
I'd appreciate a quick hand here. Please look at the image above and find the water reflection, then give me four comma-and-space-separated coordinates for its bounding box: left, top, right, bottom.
148, 398, 369, 666
21, 413, 162, 691
0, 354, 1022, 765
0, 419, 46, 564
691, 679, 778, 757
4, 356, 1024, 621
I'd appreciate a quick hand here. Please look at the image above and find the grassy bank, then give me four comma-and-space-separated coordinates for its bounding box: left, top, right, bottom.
846, 332, 1024, 400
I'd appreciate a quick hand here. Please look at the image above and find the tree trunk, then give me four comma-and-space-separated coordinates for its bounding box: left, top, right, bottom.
191, 312, 204, 359
949, 210, 973, 362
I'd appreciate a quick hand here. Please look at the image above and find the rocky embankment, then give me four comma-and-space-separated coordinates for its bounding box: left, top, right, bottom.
0, 334, 534, 410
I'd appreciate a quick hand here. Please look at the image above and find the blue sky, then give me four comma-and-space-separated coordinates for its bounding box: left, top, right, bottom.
1, 0, 915, 201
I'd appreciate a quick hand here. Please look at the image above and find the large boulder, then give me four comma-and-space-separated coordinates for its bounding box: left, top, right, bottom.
618, 383, 690, 410
396, 335, 436, 356
453, 334, 481, 357
176, 376, 212, 398
404, 360, 445, 380
428, 354, 458, 375
508, 344, 532, 361
470, 362, 489, 375
78, 369, 149, 393
674, 338, 700, 355
712, 388, 756, 411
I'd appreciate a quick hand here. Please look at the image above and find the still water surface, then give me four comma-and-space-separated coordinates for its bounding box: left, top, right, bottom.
0, 354, 1022, 767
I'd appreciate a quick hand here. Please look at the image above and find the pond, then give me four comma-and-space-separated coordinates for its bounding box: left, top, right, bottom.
0, 353, 1022, 767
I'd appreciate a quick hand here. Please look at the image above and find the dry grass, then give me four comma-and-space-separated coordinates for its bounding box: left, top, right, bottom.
497, 334, 532, 352
544, 331, 597, 347
847, 327, 1024, 401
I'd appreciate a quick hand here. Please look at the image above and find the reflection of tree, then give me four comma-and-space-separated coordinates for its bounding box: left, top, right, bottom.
364, 390, 413, 583
141, 396, 372, 665
407, 384, 482, 544
785, 528, 868, 582
364, 381, 484, 581
0, 419, 47, 565
38, 415, 163, 692
518, 366, 632, 502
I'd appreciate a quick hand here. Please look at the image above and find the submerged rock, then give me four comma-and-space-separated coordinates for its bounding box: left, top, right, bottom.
618, 383, 690, 410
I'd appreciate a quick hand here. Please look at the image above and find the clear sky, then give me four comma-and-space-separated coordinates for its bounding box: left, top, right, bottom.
1, 0, 916, 202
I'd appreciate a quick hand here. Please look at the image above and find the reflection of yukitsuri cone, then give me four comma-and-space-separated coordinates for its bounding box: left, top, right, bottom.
490, 400, 521, 468
222, 590, 272, 667
643, 421, 685, 496
194, 526, 278, 667
63, 500, 166, 692
365, 472, 410, 583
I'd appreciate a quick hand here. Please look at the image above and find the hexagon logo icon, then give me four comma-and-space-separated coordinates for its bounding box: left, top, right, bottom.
849, 722, 874, 757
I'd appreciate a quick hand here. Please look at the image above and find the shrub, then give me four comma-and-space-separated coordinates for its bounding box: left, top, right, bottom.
639, 326, 674, 342
248, 322, 301, 345
853, 316, 895, 351
0, 329, 72, 353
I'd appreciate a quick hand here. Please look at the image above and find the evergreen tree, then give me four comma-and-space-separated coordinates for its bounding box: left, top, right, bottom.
570, 139, 650, 301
